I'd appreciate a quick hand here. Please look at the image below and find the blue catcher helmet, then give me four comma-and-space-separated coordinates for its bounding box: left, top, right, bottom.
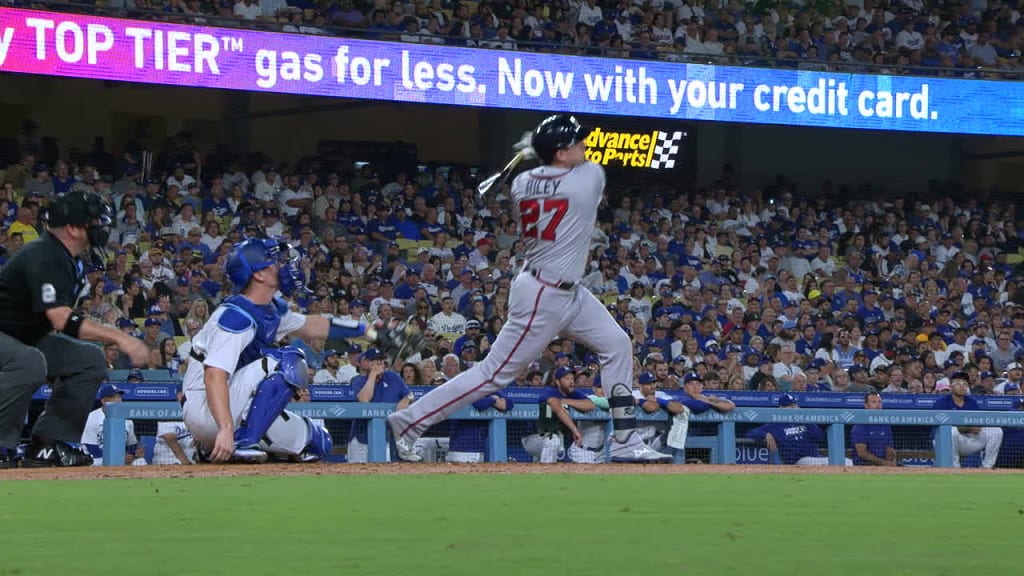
225, 238, 310, 297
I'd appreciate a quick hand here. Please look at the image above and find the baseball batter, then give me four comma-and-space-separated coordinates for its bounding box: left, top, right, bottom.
388, 114, 670, 463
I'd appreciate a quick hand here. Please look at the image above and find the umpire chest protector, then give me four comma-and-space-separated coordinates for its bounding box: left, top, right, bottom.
217, 294, 290, 371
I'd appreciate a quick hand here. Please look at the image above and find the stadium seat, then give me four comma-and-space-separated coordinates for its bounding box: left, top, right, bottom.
396, 238, 419, 253
107, 369, 131, 381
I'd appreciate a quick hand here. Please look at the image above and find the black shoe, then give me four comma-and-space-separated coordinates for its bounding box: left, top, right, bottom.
0, 452, 12, 469
21, 441, 93, 468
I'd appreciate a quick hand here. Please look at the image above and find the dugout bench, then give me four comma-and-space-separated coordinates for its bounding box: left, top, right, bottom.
101, 402, 1024, 468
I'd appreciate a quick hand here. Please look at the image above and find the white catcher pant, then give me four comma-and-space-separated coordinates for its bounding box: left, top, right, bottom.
390, 272, 633, 441
182, 357, 310, 457
950, 427, 1003, 468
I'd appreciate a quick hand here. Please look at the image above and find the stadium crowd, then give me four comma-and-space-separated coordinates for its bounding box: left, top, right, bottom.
1, 135, 1022, 404
12, 0, 1024, 78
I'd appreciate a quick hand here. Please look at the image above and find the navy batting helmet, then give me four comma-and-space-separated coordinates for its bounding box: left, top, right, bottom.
225, 238, 309, 296
531, 114, 592, 165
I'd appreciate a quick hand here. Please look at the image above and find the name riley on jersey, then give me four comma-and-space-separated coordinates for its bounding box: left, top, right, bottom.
524, 178, 562, 197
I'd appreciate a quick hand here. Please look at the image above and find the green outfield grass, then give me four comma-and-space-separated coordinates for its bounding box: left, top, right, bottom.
1, 473, 1018, 576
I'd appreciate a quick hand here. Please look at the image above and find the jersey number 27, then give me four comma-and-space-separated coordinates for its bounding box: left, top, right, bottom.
519, 198, 568, 241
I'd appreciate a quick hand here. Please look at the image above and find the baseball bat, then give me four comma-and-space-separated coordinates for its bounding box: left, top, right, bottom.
477, 149, 527, 196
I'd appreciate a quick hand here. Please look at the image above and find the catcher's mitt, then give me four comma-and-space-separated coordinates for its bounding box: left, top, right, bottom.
373, 318, 426, 361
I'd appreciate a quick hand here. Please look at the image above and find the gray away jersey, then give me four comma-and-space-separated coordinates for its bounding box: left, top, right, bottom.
510, 161, 605, 283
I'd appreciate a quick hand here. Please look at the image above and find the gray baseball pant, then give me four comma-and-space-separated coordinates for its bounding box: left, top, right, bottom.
0, 331, 106, 450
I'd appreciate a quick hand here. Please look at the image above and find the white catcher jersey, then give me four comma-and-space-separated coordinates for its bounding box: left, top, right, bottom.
181, 305, 306, 393
510, 161, 605, 284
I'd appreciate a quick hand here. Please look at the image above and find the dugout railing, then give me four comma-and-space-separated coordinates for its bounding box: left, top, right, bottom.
100, 402, 1024, 468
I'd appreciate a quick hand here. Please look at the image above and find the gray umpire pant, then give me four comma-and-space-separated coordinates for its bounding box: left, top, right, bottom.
0, 331, 106, 450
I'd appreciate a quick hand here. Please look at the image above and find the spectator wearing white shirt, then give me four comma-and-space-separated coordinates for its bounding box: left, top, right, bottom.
578, 0, 603, 26
676, 0, 704, 24
233, 0, 261, 20
253, 169, 281, 203
279, 174, 313, 220
894, 19, 923, 51
810, 244, 837, 277
934, 233, 960, 265
314, 350, 349, 384
334, 344, 363, 384
165, 165, 195, 191
429, 295, 467, 334
259, 0, 287, 18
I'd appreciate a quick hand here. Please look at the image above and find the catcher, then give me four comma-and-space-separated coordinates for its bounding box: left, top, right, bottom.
180, 238, 423, 463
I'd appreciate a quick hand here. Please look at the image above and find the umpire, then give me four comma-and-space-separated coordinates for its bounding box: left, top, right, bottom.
0, 188, 148, 468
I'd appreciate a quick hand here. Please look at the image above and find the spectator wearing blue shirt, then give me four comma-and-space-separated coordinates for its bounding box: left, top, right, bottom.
202, 183, 233, 219
850, 392, 897, 466
747, 394, 852, 465
390, 207, 421, 241
932, 371, 1003, 468
446, 390, 514, 463
349, 348, 413, 463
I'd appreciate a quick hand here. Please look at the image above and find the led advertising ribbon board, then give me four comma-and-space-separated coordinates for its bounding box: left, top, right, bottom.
0, 7, 1020, 135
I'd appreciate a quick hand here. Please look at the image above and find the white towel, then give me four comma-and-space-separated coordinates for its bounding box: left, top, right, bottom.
666, 406, 691, 450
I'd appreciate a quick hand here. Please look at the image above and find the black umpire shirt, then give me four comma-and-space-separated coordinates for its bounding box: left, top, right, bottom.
0, 231, 85, 345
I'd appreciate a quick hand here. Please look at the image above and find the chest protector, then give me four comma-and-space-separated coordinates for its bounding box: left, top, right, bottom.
217, 294, 290, 371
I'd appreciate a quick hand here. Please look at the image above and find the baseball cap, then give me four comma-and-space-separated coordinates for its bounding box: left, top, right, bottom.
638, 371, 657, 385
125, 369, 145, 383
116, 318, 137, 329
466, 320, 481, 330
1009, 363, 1023, 371
554, 366, 576, 380
584, 354, 599, 366
144, 318, 162, 327
324, 349, 339, 358
100, 383, 127, 398
360, 348, 383, 361
935, 378, 951, 392
848, 364, 866, 375
348, 343, 364, 354
462, 340, 478, 351
147, 305, 164, 316
778, 393, 798, 407
950, 371, 970, 383
683, 372, 702, 384
980, 371, 996, 380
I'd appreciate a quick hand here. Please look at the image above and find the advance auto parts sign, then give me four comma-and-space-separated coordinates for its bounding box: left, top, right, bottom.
584, 127, 686, 169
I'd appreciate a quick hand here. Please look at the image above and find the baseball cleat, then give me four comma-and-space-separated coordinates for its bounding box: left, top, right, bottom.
20, 440, 93, 468
386, 413, 422, 462
230, 447, 269, 464
609, 433, 672, 464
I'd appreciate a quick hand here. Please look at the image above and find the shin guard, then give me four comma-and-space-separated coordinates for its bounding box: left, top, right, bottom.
234, 373, 295, 449
609, 383, 637, 443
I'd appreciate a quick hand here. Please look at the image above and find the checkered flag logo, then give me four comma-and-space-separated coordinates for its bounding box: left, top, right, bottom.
649, 131, 683, 169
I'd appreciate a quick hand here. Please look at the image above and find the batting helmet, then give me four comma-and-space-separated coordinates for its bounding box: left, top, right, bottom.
225, 238, 309, 297
46, 187, 114, 247
531, 114, 592, 165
